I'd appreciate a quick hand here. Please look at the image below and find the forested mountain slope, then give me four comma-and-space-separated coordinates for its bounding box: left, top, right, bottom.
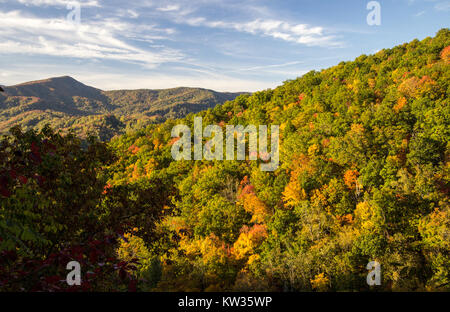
105, 29, 449, 291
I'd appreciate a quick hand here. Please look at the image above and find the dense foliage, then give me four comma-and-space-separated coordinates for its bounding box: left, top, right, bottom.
0, 126, 166, 291
1, 29, 449, 291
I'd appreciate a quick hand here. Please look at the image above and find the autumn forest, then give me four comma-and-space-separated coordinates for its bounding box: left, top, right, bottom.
0, 29, 449, 292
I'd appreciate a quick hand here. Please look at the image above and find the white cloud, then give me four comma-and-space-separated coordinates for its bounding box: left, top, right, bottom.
232, 61, 304, 72
182, 17, 340, 47
157, 4, 180, 12
0, 10, 183, 67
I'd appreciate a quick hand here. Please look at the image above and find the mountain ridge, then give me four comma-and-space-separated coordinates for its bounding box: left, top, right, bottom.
0, 76, 246, 140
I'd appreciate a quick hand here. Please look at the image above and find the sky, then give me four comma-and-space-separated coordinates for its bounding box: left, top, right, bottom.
0, 0, 449, 92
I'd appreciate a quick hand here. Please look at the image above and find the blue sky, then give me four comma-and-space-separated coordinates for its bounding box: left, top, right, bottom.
0, 0, 448, 91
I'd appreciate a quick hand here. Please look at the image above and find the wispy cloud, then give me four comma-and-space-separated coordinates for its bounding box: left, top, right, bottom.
84, 72, 278, 92
157, 4, 180, 12
231, 61, 304, 72
434, 1, 450, 11
181, 17, 340, 47
17, 0, 101, 7
414, 10, 426, 16
127, 9, 139, 18
0, 10, 183, 67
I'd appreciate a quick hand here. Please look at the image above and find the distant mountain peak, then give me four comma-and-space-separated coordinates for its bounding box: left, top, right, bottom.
13, 76, 87, 88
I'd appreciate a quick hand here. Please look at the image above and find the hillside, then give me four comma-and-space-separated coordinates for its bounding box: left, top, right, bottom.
104, 28, 450, 291
0, 29, 449, 292
0, 77, 244, 140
